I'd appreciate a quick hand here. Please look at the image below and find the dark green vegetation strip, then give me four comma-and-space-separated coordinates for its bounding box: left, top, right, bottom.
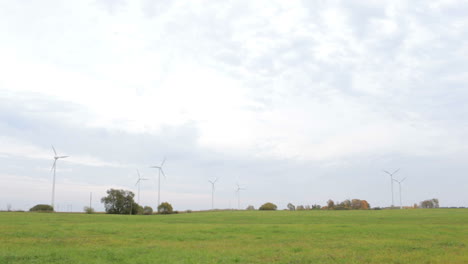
0, 210, 467, 263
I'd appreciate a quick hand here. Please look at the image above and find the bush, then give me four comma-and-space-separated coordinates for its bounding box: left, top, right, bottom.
420, 198, 439, 208
246, 205, 255, 210
287, 203, 295, 211
83, 206, 95, 214
143, 206, 153, 215
259, 202, 277, 211
311, 204, 321, 210
30, 204, 54, 212
157, 202, 174, 214
136, 205, 144, 215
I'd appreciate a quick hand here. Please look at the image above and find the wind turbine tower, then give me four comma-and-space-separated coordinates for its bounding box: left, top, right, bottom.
235, 183, 245, 210
50, 146, 69, 209
150, 158, 166, 209
393, 177, 407, 209
208, 177, 219, 210
383, 169, 399, 208
135, 169, 148, 204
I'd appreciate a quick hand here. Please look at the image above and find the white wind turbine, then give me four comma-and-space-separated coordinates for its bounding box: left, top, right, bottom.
235, 183, 245, 210
393, 177, 407, 209
135, 169, 148, 204
150, 157, 166, 209
383, 169, 400, 208
50, 146, 69, 210
208, 177, 219, 210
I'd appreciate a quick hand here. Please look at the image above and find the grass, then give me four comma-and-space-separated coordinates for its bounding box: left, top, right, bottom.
0, 209, 467, 263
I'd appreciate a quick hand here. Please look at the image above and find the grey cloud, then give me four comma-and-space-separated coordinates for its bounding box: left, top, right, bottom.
1, 1, 467, 209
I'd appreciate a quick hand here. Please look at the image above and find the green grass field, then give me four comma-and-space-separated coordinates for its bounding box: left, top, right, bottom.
1, 209, 467, 263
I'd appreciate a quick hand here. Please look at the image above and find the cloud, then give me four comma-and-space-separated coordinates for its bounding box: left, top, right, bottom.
0, 1, 467, 209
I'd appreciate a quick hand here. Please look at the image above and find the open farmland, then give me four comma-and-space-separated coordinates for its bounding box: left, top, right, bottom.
1, 209, 467, 264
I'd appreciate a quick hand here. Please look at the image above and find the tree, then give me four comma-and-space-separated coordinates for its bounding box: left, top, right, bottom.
157, 202, 174, 214
30, 204, 54, 212
360, 200, 370, 209
101, 189, 139, 214
246, 205, 255, 210
351, 199, 362, 210
327, 199, 335, 209
335, 200, 351, 210
287, 203, 296, 211
420, 198, 440, 208
143, 206, 153, 215
259, 202, 277, 210
83, 206, 95, 214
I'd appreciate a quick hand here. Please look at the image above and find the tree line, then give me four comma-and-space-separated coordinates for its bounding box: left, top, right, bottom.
19, 187, 445, 213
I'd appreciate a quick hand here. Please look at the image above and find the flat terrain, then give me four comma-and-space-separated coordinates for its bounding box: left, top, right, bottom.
0, 209, 467, 263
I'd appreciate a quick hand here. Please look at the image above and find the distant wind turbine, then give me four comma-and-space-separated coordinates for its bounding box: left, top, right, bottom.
135, 169, 148, 204
208, 177, 219, 210
150, 157, 166, 210
383, 169, 400, 208
393, 177, 407, 209
50, 146, 69, 209
235, 183, 246, 210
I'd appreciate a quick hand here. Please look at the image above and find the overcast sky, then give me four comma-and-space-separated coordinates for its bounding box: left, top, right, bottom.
1, 0, 467, 212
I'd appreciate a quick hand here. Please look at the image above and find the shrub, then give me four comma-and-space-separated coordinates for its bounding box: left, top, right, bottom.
136, 205, 144, 215
287, 203, 296, 211
246, 205, 255, 210
30, 204, 54, 212
157, 202, 174, 214
259, 202, 277, 211
143, 206, 153, 215
83, 206, 95, 214
420, 198, 439, 208
311, 204, 321, 210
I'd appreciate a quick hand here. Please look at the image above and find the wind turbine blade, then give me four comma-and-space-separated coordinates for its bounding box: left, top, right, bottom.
51, 160, 56, 172
136, 179, 140, 186
393, 168, 400, 175
160, 168, 166, 179
52, 145, 57, 156
137, 169, 140, 178
401, 177, 407, 182
214, 177, 219, 184
160, 157, 166, 167
150, 166, 161, 169
58, 156, 69, 159
383, 170, 391, 175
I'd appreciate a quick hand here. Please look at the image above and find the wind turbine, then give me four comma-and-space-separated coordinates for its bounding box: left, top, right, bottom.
393, 177, 407, 209
150, 157, 166, 210
50, 146, 69, 210
208, 177, 219, 210
135, 169, 148, 204
235, 183, 245, 210
383, 169, 399, 208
